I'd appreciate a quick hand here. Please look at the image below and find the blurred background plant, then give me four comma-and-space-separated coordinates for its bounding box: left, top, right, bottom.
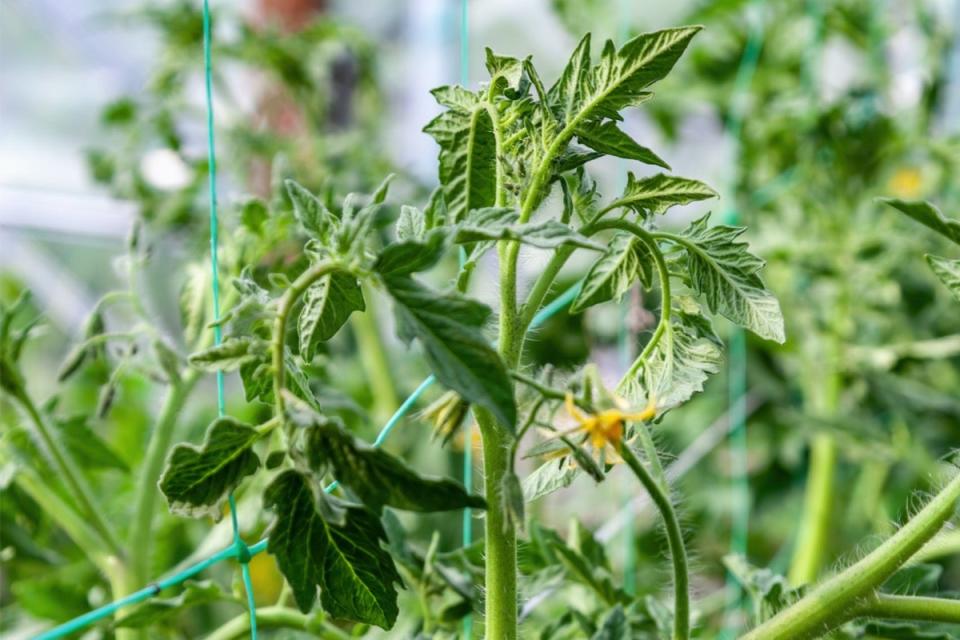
1, 0, 959, 638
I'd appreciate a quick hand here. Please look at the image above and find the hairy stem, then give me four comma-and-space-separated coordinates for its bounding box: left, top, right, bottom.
204, 606, 351, 640
476, 408, 518, 640
271, 261, 338, 418
618, 443, 689, 640
13, 389, 123, 558
742, 468, 960, 640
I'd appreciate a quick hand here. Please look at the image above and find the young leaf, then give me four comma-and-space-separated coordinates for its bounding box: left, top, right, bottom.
294, 408, 485, 513
680, 214, 785, 343
423, 90, 497, 223
607, 172, 718, 217
570, 233, 653, 313
286, 179, 337, 242
395, 204, 426, 240
575, 121, 669, 169
881, 198, 960, 246
159, 417, 262, 519
298, 272, 365, 360
455, 207, 603, 251
189, 337, 263, 372
382, 275, 516, 430
264, 470, 402, 628
926, 255, 960, 302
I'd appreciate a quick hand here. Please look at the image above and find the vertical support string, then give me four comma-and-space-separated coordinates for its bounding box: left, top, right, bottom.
458, 1, 473, 638
201, 1, 258, 637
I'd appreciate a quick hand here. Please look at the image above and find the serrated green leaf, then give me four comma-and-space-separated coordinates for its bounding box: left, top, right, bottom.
374, 228, 448, 276
159, 417, 262, 519
114, 581, 229, 629
881, 198, 960, 246
290, 406, 485, 513
298, 272, 365, 360
576, 121, 669, 169
287, 179, 337, 242
926, 254, 960, 302
609, 172, 717, 217
571, 233, 653, 313
680, 214, 785, 342
395, 204, 426, 240
189, 337, 263, 372
455, 207, 603, 251
383, 275, 516, 430
424, 91, 497, 223
485, 48, 526, 97
264, 470, 402, 628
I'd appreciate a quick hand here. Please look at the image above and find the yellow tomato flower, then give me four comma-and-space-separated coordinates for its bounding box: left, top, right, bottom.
554, 392, 656, 463
888, 167, 923, 198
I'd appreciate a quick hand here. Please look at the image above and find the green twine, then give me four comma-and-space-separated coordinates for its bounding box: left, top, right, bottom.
459, 1, 474, 637
201, 0, 258, 637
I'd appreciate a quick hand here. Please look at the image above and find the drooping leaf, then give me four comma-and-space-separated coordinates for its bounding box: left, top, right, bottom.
619, 298, 723, 409
881, 198, 960, 246
926, 255, 960, 302
576, 121, 669, 169
288, 404, 485, 513
424, 90, 497, 223
159, 417, 262, 519
680, 214, 785, 343
188, 337, 264, 372
298, 271, 365, 360
264, 470, 402, 628
455, 207, 603, 251
608, 172, 717, 217
114, 581, 230, 629
570, 233, 653, 313
56, 416, 128, 472
382, 275, 516, 430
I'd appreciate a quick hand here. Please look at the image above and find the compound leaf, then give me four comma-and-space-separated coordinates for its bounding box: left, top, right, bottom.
609, 172, 717, 217
571, 233, 653, 313
455, 207, 602, 251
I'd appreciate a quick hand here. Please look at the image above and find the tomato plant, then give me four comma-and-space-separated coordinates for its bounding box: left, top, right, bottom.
2, 4, 959, 640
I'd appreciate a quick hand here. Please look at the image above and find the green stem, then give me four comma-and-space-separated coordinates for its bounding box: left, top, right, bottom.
788, 335, 842, 586
788, 432, 837, 585
271, 261, 338, 418
618, 443, 690, 640
742, 469, 960, 640
476, 408, 518, 640
857, 594, 960, 623
204, 606, 351, 640
129, 371, 199, 584
13, 389, 123, 559
350, 284, 398, 422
